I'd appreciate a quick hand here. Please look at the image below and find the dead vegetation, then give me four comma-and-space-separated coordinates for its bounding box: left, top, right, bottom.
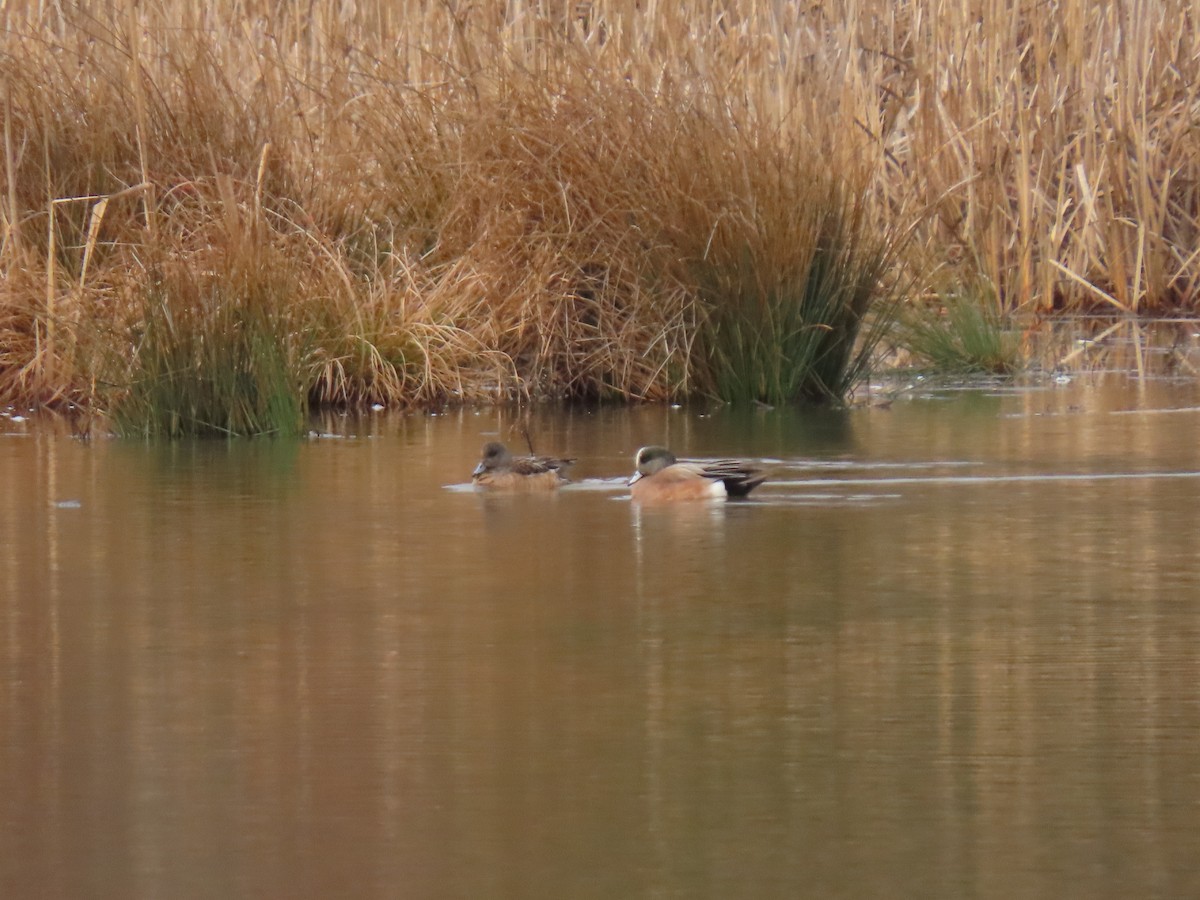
2, 1, 1198, 424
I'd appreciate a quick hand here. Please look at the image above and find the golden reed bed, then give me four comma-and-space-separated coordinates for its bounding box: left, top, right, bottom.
2, 1, 1197, 414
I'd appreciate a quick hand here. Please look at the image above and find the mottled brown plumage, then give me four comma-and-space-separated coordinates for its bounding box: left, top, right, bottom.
472, 442, 576, 491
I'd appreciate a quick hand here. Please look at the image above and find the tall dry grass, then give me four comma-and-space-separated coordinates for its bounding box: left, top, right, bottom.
2, 0, 1199, 419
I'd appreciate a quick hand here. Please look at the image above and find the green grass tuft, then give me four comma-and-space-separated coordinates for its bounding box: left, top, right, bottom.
694, 176, 903, 406
897, 288, 1024, 376
110, 272, 307, 439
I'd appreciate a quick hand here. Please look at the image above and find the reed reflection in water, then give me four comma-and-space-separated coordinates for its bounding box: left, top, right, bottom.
2, 383, 1200, 898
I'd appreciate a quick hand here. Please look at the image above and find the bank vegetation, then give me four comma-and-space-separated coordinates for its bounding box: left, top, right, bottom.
2, 1, 1198, 432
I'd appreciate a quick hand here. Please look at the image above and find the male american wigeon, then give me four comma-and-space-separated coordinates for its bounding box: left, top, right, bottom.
471, 442, 576, 491
628, 446, 766, 502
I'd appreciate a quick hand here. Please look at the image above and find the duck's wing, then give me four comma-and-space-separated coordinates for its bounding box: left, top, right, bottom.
698, 459, 766, 496
510, 455, 576, 476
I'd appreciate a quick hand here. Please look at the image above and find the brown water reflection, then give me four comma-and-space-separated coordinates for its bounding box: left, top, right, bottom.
2, 380, 1200, 898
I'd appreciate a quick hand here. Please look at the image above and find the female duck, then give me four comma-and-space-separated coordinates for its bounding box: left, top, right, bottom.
628, 446, 766, 503
472, 442, 576, 491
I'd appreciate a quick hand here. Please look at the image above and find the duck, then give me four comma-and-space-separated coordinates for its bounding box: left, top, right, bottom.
628, 446, 766, 502
471, 442, 576, 491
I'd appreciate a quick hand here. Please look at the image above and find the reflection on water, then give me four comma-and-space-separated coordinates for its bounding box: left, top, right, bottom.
3, 380, 1200, 898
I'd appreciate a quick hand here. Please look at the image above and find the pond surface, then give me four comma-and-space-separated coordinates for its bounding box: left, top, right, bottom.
3, 373, 1200, 898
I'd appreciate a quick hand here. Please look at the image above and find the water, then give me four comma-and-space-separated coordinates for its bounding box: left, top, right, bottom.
3, 375, 1200, 898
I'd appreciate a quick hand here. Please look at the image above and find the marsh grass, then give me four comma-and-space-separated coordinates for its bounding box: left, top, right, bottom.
898, 287, 1024, 376
109, 263, 308, 438
3, 1, 1199, 422
693, 172, 902, 404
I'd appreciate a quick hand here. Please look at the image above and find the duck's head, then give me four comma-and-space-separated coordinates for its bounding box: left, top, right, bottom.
473, 442, 511, 477
628, 446, 677, 485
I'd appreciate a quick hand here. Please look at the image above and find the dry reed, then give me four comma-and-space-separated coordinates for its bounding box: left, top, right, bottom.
2, 1, 1198, 418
